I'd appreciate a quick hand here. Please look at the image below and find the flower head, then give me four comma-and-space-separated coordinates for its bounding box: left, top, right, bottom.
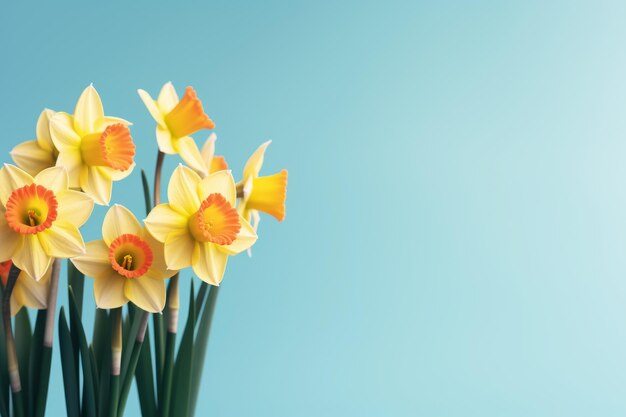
200, 133, 229, 175
0, 260, 51, 316
0, 164, 93, 280
145, 165, 257, 285
49, 85, 136, 205
138, 83, 214, 177
71, 205, 175, 313
11, 109, 59, 176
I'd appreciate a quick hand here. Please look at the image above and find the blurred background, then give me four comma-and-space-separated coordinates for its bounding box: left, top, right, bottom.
3, 1, 626, 415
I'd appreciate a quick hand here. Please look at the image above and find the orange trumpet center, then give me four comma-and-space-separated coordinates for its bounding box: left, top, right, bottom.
81, 123, 135, 171
247, 170, 288, 221
108, 234, 153, 279
5, 183, 58, 234
164, 87, 215, 138
189, 193, 240, 245
209, 155, 229, 174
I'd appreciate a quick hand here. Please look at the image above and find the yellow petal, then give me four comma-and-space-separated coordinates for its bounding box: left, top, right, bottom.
56, 190, 94, 228
93, 270, 128, 309
142, 229, 175, 278
10, 140, 55, 177
34, 166, 68, 193
71, 240, 111, 278
191, 242, 228, 286
74, 84, 104, 136
157, 82, 179, 114
102, 204, 142, 246
218, 215, 257, 255
36, 109, 56, 152
55, 147, 82, 188
200, 133, 217, 165
0, 164, 34, 205
198, 170, 237, 206
175, 136, 208, 177
243, 140, 271, 179
38, 222, 85, 258
144, 204, 188, 242
80, 166, 112, 206
156, 126, 177, 154
0, 218, 23, 261
124, 274, 166, 313
50, 113, 81, 149
94, 116, 131, 132
13, 234, 52, 281
164, 229, 195, 270
137, 89, 166, 126
97, 164, 135, 182
14, 267, 51, 311
168, 165, 201, 214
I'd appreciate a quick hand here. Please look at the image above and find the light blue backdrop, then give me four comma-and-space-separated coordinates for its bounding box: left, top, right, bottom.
2, 1, 626, 415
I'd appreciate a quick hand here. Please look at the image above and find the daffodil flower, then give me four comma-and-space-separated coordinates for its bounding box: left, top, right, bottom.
200, 133, 229, 175
145, 165, 257, 285
49, 85, 136, 205
71, 205, 175, 313
11, 109, 59, 177
138, 82, 214, 177
238, 141, 288, 232
0, 164, 93, 280
0, 260, 51, 316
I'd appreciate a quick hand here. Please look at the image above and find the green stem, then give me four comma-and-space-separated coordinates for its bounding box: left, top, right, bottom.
159, 275, 179, 417
3, 264, 23, 417
117, 312, 149, 416
109, 308, 122, 417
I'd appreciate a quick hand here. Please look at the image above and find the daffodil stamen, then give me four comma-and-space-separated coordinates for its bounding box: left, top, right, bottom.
80, 123, 135, 171
189, 193, 241, 245
121, 254, 133, 271
108, 234, 153, 279
164, 87, 215, 138
5, 184, 58, 234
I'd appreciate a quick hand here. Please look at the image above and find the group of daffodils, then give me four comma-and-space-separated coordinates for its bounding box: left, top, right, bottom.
2, 83, 287, 314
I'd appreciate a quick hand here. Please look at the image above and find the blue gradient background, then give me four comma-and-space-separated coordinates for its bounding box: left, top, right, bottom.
2, 1, 626, 415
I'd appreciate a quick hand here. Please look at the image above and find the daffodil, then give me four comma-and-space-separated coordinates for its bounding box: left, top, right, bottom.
71, 205, 175, 313
11, 109, 59, 177
145, 165, 257, 285
0, 164, 93, 280
237, 141, 288, 232
49, 85, 136, 205
0, 260, 51, 316
200, 133, 229, 175
138, 82, 214, 176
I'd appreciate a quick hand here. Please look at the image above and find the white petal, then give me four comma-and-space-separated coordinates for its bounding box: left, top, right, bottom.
0, 164, 34, 205
102, 204, 142, 246
13, 234, 52, 281
93, 270, 128, 309
198, 170, 237, 206
175, 136, 208, 177
55, 147, 82, 188
137, 89, 166, 127
156, 126, 177, 154
49, 113, 81, 149
34, 166, 68, 193
74, 84, 104, 135
191, 242, 228, 286
157, 82, 179, 114
164, 229, 195, 270
80, 166, 112, 206
167, 165, 201, 214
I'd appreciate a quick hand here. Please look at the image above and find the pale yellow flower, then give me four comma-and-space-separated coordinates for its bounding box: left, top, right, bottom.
49, 85, 136, 205
200, 133, 229, 176
145, 165, 257, 285
0, 260, 51, 316
11, 109, 58, 177
0, 164, 93, 280
71, 205, 175, 313
138, 82, 214, 177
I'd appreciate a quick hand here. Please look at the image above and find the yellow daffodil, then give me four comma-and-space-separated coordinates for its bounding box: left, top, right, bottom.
0, 260, 51, 316
11, 109, 59, 177
49, 85, 136, 205
145, 165, 257, 285
237, 141, 288, 232
0, 164, 93, 280
200, 133, 229, 176
138, 82, 214, 177
71, 205, 175, 313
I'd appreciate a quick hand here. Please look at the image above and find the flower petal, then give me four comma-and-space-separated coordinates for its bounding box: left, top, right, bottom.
137, 89, 166, 127
124, 274, 166, 313
93, 270, 128, 309
102, 204, 142, 246
0, 164, 34, 206
164, 229, 195, 270
156, 126, 177, 154
36, 109, 56, 151
142, 228, 175, 277
10, 140, 55, 177
50, 113, 81, 149
38, 222, 86, 258
191, 242, 228, 286
14, 267, 51, 310
243, 140, 271, 179
144, 204, 188, 242
94, 116, 131, 132
80, 166, 112, 206
157, 82, 179, 114
175, 136, 208, 177
168, 165, 201, 215
56, 190, 94, 228
200, 133, 217, 165
198, 170, 236, 206
0, 218, 23, 261
34, 166, 68, 193
97, 164, 135, 182
74, 84, 104, 136
55, 147, 82, 188
218, 215, 257, 255
71, 240, 111, 278
13, 234, 52, 281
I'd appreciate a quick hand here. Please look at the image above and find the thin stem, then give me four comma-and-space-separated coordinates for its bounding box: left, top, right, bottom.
159, 274, 179, 417
3, 264, 23, 417
109, 308, 122, 417
154, 151, 165, 207
117, 311, 149, 416
43, 259, 60, 348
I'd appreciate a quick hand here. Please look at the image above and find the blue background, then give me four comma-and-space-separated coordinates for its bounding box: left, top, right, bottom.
2, 1, 626, 415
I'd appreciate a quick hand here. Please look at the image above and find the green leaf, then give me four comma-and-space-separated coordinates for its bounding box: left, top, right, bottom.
14, 309, 31, 413
141, 169, 152, 215
28, 310, 45, 416
59, 308, 80, 417
92, 308, 109, 374
170, 282, 196, 417
68, 289, 96, 417
135, 330, 157, 417
194, 282, 209, 324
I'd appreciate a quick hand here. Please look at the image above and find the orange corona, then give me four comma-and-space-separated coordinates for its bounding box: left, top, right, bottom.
5, 183, 58, 234
108, 233, 154, 279
189, 193, 241, 245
